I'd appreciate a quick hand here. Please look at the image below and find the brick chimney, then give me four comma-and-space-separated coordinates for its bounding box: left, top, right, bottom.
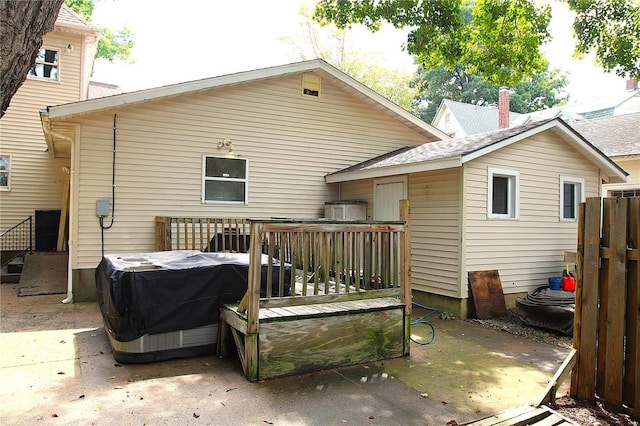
627, 78, 638, 91
498, 87, 510, 129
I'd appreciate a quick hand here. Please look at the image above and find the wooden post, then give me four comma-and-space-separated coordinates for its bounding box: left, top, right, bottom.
56, 168, 70, 251
400, 199, 412, 356
245, 221, 264, 380
155, 216, 172, 251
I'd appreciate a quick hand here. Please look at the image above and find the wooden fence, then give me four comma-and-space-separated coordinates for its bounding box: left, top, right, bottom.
571, 197, 639, 416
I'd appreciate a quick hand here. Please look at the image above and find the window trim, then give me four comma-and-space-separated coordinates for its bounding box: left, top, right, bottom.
0, 154, 11, 191
201, 155, 248, 204
559, 176, 585, 221
487, 167, 520, 219
27, 47, 60, 82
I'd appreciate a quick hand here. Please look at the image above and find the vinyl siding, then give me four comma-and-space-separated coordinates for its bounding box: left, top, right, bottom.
339, 167, 462, 297
603, 157, 639, 195
462, 129, 601, 297
0, 31, 85, 233
70, 73, 431, 269
408, 168, 461, 297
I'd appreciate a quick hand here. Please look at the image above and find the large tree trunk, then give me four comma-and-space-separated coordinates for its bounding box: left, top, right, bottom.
0, 0, 64, 119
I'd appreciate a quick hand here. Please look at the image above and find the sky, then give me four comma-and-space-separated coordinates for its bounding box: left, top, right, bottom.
90, 0, 630, 105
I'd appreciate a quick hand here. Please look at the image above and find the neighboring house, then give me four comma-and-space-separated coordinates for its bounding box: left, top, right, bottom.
572, 113, 640, 198
88, 81, 123, 99
38, 59, 448, 301
0, 5, 99, 249
39, 60, 626, 316
327, 118, 626, 316
433, 80, 640, 137
432, 98, 522, 137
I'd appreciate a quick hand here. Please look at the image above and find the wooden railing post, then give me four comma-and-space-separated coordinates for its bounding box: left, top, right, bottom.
155, 216, 172, 251
244, 221, 264, 381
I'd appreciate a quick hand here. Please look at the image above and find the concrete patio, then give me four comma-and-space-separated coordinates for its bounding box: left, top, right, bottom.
0, 283, 571, 425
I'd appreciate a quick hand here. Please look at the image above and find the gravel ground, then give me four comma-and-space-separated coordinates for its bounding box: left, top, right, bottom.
468, 309, 638, 426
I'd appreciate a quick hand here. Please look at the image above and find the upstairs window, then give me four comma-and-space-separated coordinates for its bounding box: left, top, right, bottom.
560, 176, 584, 221
28, 48, 59, 81
202, 156, 248, 204
0, 155, 11, 190
487, 167, 519, 219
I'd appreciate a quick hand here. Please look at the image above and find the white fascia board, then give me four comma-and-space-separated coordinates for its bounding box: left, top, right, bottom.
325, 156, 462, 183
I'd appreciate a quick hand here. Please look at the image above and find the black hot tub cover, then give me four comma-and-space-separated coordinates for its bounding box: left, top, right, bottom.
96, 250, 291, 342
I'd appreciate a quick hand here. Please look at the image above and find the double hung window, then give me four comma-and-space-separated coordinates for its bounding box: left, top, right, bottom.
28, 48, 59, 81
202, 156, 248, 203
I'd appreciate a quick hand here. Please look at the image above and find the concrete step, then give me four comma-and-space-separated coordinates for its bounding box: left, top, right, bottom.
7, 257, 24, 274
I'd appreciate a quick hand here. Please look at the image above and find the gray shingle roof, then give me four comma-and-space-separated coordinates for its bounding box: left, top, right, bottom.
571, 112, 640, 157
331, 118, 556, 174
439, 99, 522, 134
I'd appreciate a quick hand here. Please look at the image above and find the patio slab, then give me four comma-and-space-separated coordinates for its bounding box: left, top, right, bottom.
0, 283, 571, 425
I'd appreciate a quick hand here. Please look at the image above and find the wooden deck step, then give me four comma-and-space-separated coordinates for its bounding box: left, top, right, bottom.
464, 405, 578, 426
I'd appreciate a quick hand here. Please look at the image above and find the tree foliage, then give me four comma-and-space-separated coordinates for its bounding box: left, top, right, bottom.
411, 65, 569, 123
65, 0, 134, 63
281, 4, 417, 109
568, 0, 640, 79
0, 0, 65, 118
314, 0, 552, 87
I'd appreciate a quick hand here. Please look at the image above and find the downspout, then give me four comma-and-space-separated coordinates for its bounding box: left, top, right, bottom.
41, 115, 75, 304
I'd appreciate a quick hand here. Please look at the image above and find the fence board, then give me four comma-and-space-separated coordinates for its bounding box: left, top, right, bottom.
573, 198, 601, 400
596, 199, 626, 406
625, 198, 640, 411
571, 197, 640, 416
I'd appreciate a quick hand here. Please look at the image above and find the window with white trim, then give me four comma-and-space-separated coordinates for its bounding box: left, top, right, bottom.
610, 189, 640, 197
487, 167, 519, 219
202, 155, 248, 203
0, 155, 11, 190
28, 48, 59, 81
560, 176, 584, 221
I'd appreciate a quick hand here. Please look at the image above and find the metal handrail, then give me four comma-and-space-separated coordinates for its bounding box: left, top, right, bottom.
1, 216, 33, 267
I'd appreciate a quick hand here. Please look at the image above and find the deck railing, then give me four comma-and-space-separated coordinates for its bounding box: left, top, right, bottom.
155, 217, 250, 252
0, 216, 33, 266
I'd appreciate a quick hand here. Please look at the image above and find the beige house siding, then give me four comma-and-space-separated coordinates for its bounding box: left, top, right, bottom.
338, 167, 462, 298
462, 129, 601, 297
0, 31, 85, 233
70, 73, 431, 269
603, 157, 639, 195
408, 168, 461, 297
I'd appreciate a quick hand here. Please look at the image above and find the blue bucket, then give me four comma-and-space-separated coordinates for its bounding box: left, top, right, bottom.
548, 277, 562, 290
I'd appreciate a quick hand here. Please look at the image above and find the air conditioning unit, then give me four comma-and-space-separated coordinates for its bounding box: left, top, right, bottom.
324, 201, 367, 220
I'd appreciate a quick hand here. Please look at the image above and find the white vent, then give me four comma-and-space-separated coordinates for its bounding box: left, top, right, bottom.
302, 74, 321, 97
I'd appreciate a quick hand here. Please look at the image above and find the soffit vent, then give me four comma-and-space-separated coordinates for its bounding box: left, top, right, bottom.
302, 74, 321, 97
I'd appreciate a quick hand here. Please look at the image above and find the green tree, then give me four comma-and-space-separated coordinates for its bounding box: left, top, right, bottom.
65, 0, 134, 63
568, 0, 640, 79
314, 0, 552, 87
281, 4, 417, 109
411, 65, 568, 123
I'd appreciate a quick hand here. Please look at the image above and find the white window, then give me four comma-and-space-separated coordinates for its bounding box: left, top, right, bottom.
28, 48, 59, 81
611, 189, 640, 197
0, 155, 10, 190
560, 176, 584, 221
487, 167, 519, 219
202, 155, 248, 204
